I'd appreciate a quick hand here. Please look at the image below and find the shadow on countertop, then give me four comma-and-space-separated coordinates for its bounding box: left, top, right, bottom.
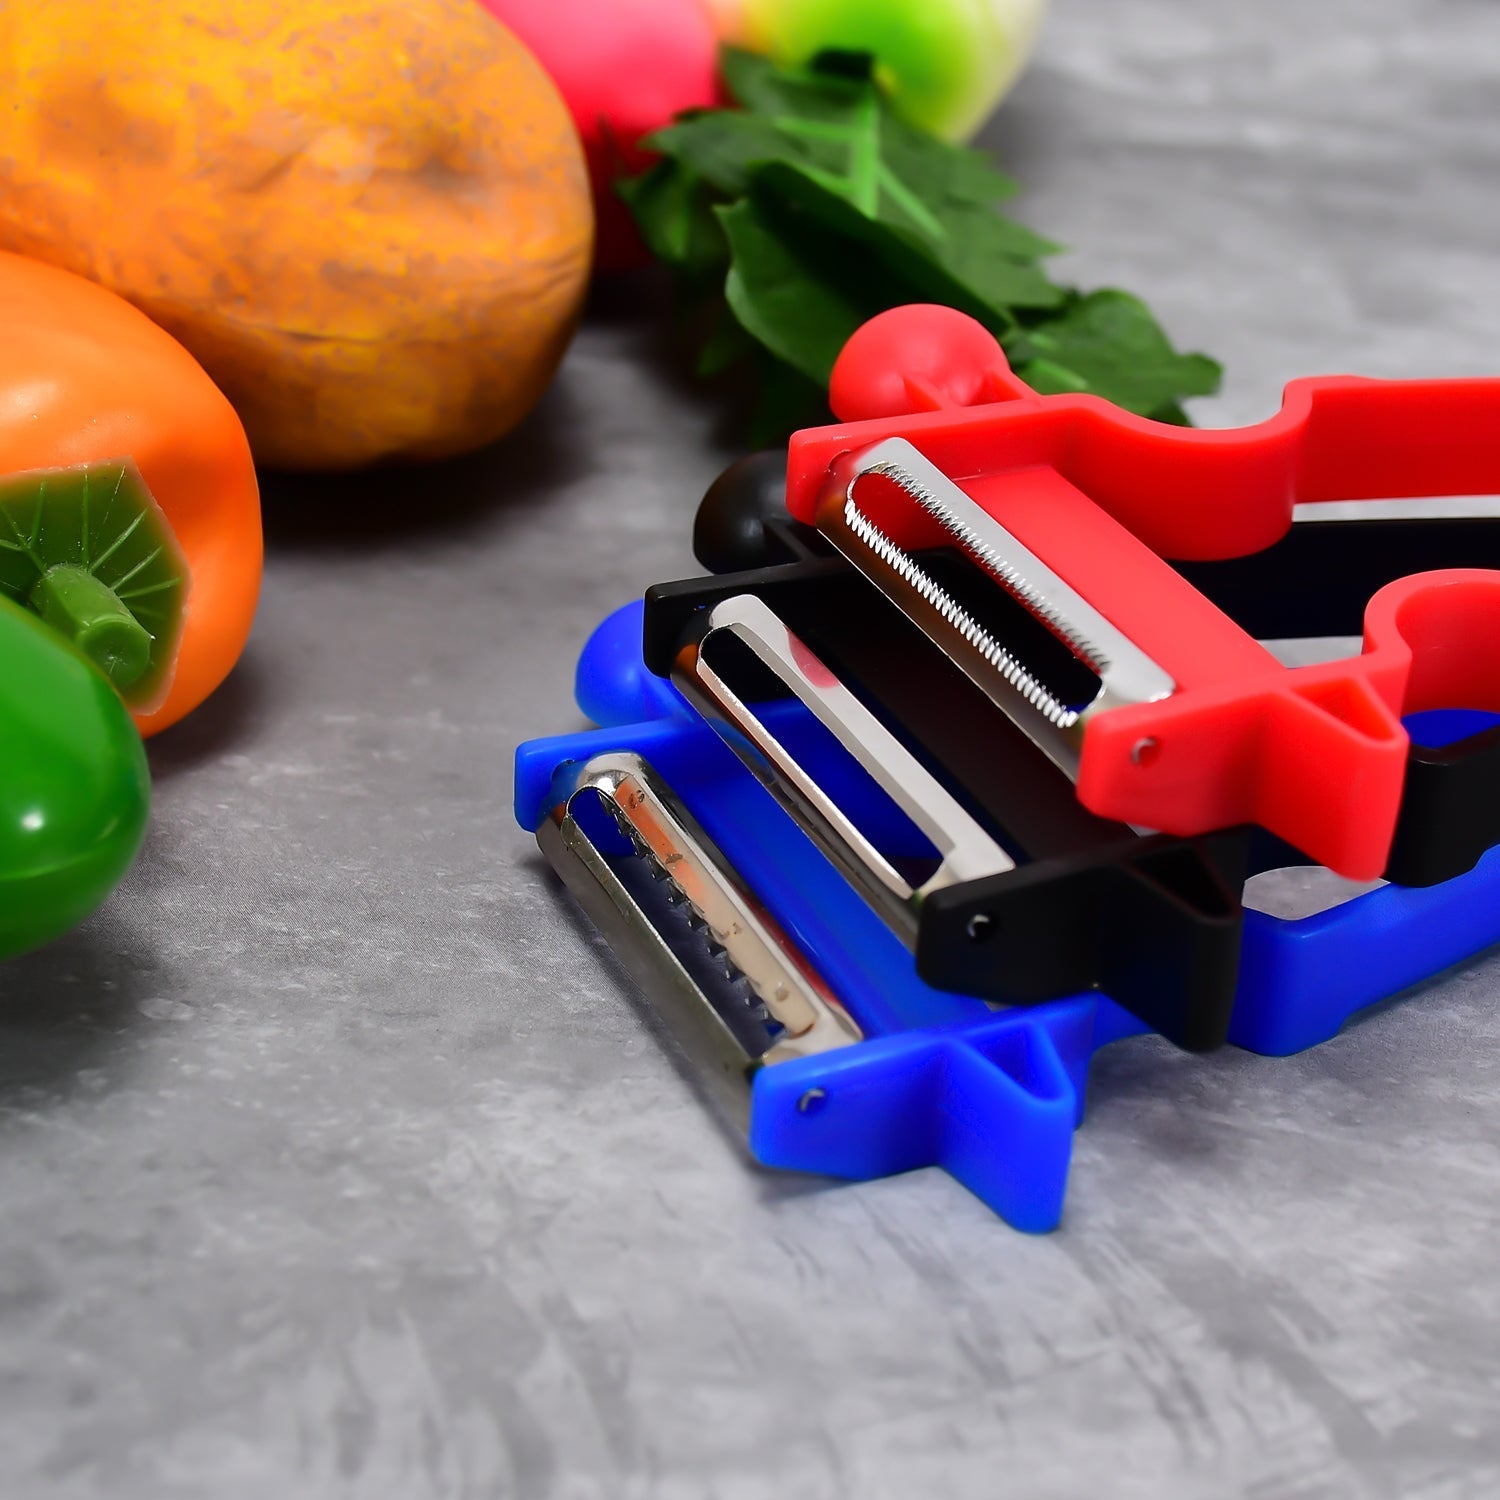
254, 267, 743, 556
145, 653, 269, 780
256, 371, 592, 555
0, 918, 165, 1113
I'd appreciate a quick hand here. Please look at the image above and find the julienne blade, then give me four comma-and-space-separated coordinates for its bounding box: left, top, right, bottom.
617, 48, 1222, 441
605, 795, 774, 1020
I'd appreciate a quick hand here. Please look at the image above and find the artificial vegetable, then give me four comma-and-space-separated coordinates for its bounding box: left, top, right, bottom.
0, 591, 150, 962
621, 50, 1221, 439
487, 0, 1046, 272
0, 460, 190, 715
705, 0, 1050, 140
0, 251, 260, 736
0, 0, 593, 469
484, 0, 721, 270
0, 455, 193, 958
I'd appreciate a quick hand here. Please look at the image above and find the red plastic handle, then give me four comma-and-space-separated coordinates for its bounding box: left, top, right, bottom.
789, 306, 1500, 877
799, 305, 1500, 560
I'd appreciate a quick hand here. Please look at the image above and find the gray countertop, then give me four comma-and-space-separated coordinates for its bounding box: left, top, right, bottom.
5, 2, 1500, 1495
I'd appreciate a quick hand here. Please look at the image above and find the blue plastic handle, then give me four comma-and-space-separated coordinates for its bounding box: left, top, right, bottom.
513, 602, 1500, 1232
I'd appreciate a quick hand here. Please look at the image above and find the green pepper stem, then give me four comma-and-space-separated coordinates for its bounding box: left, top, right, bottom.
27, 565, 151, 692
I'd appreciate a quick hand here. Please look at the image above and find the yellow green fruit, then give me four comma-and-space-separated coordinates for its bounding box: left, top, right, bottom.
711, 0, 1049, 142
0, 0, 594, 470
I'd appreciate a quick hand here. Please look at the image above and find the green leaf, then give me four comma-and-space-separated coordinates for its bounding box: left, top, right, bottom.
1147, 401, 1194, 428
615, 162, 728, 283
717, 196, 890, 385
753, 163, 1061, 319
806, 49, 879, 85
879, 110, 1020, 207
616, 47, 1223, 438
1007, 290, 1223, 418
720, 46, 866, 123
635, 48, 1054, 280
695, 302, 759, 377
746, 351, 831, 446
718, 46, 784, 112
646, 112, 813, 198
924, 196, 1060, 267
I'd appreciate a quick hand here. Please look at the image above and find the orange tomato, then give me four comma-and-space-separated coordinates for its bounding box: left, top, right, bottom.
0, 251, 260, 736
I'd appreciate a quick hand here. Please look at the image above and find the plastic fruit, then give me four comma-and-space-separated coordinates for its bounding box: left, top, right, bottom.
0, 595, 150, 961
708, 0, 1050, 141
0, 0, 593, 469
483, 0, 721, 270
0, 252, 259, 737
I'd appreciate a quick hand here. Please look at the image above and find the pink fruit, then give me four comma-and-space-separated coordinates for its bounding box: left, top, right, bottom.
482, 0, 722, 270
710, 0, 1049, 142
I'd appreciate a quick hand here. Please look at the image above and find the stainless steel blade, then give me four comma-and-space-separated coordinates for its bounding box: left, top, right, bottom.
815, 436, 1177, 781
671, 592, 1016, 942
537, 751, 861, 1131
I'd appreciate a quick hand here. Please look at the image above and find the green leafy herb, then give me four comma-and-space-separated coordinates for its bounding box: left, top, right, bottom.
618, 48, 1221, 437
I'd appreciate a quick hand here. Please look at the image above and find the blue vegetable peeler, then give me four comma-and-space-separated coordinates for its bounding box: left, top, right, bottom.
514, 600, 1500, 1233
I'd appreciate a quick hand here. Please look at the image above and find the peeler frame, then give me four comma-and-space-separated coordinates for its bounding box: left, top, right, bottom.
515, 600, 1500, 1233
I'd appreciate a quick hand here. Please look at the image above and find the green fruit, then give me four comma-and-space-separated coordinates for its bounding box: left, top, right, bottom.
0, 594, 150, 960
739, 0, 1048, 140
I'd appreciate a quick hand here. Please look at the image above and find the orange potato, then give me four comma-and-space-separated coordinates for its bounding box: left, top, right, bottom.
0, 0, 594, 470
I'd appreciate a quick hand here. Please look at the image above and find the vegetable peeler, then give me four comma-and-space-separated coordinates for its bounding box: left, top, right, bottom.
642, 553, 1251, 1052
695, 450, 1500, 899
782, 304, 1500, 882
514, 599, 1500, 1232
638, 435, 1500, 1048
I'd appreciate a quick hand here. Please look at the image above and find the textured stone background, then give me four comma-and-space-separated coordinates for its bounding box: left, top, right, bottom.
4, 2, 1500, 1496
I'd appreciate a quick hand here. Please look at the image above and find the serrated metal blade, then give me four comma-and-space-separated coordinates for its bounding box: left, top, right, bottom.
816, 437, 1177, 780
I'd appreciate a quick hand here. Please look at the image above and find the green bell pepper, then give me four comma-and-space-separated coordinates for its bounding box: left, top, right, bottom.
0, 563, 153, 963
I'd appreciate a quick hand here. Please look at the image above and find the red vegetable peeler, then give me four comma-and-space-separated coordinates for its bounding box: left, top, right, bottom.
784, 305, 1500, 880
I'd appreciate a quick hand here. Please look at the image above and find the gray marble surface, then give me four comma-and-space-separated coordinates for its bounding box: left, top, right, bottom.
4, 2, 1500, 1495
